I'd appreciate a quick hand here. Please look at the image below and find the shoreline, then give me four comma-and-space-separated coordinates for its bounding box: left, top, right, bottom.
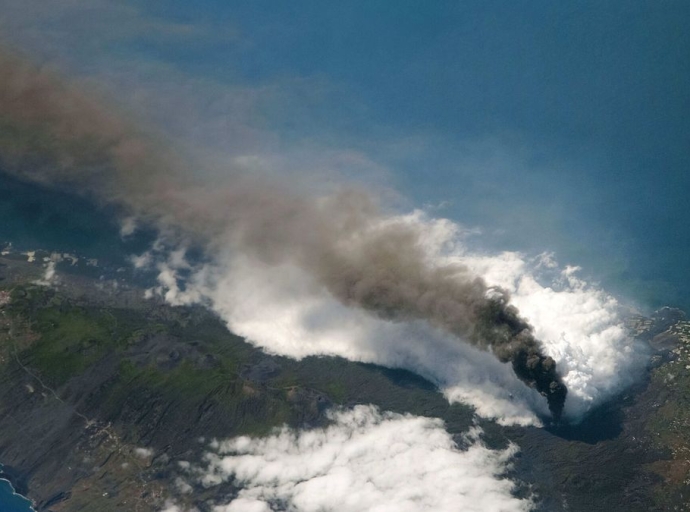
0, 465, 35, 512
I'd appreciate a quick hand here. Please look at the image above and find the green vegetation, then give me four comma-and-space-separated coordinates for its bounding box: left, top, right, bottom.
27, 306, 115, 384
7, 286, 146, 385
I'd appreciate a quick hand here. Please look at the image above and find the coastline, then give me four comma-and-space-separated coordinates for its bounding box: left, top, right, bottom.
0, 465, 35, 512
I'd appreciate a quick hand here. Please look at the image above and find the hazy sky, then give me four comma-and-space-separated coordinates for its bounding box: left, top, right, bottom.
1, 0, 689, 309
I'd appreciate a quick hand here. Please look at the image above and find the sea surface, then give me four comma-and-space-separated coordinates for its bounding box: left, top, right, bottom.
0, 478, 33, 512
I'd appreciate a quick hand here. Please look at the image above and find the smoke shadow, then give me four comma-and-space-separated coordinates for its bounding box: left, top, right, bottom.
545, 401, 625, 444
546, 376, 650, 444
356, 363, 439, 391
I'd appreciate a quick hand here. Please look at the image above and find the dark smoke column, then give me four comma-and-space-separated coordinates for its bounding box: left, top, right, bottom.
513, 349, 568, 421
474, 299, 568, 421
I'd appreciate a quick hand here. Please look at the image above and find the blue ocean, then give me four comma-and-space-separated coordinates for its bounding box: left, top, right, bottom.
0, 479, 33, 512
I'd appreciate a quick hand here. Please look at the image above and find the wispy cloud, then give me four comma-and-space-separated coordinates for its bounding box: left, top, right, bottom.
0, 0, 230, 60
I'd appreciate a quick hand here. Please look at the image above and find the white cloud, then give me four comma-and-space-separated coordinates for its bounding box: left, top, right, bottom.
134, 447, 153, 458
120, 216, 138, 237
160, 501, 199, 512
33, 261, 57, 287
214, 499, 272, 512
187, 405, 531, 512
175, 477, 193, 494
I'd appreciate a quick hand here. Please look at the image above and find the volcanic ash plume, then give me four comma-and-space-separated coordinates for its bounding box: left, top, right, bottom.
0, 48, 566, 419
290, 206, 568, 419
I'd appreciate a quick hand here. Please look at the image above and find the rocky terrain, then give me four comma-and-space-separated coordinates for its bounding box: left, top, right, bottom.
0, 251, 689, 511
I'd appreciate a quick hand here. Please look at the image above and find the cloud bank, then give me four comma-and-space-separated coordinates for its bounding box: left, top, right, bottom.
176, 405, 531, 512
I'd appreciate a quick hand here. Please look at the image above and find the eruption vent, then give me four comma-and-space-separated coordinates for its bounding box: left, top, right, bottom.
475, 299, 567, 419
